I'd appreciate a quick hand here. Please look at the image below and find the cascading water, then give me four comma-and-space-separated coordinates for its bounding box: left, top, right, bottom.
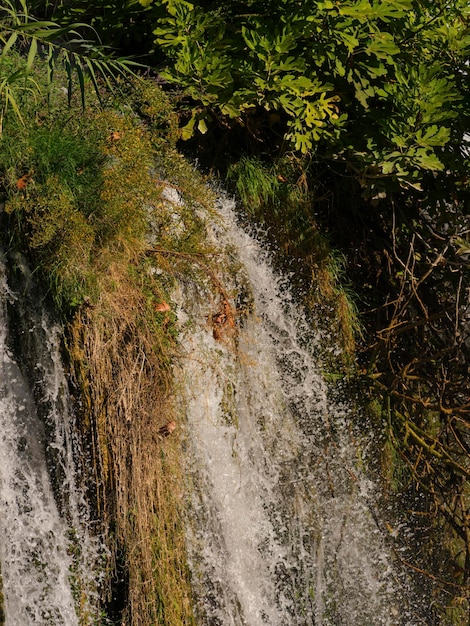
177, 197, 422, 626
0, 250, 102, 625
0, 187, 425, 626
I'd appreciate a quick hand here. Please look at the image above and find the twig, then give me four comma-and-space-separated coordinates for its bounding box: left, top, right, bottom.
396, 555, 470, 591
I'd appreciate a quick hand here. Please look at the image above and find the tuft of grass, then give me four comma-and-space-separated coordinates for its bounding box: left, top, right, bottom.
227, 154, 362, 366
1, 67, 219, 625
229, 155, 279, 212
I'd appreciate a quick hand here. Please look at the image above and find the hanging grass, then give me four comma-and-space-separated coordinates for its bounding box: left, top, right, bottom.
227, 154, 362, 367
0, 68, 218, 624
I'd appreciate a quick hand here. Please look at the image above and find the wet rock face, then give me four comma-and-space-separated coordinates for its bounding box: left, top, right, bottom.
0, 570, 5, 626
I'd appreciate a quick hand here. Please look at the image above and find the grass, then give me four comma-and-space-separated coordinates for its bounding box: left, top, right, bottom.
227, 154, 362, 367
69, 266, 195, 625
0, 69, 217, 625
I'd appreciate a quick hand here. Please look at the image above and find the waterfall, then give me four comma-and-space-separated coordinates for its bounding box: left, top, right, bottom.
177, 197, 420, 626
0, 251, 102, 625
0, 190, 425, 625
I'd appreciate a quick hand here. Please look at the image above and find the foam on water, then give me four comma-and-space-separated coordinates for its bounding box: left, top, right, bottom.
177, 197, 420, 625
0, 252, 102, 625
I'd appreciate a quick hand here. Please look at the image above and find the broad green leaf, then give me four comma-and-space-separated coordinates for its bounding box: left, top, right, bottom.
415, 125, 450, 147
355, 88, 369, 108
366, 33, 400, 60
278, 57, 306, 73
338, 31, 360, 53
181, 113, 196, 140
338, 1, 372, 20
273, 29, 297, 54
165, 0, 194, 17
197, 117, 208, 133
292, 131, 313, 152
241, 26, 261, 53
335, 58, 346, 77
381, 160, 396, 175
412, 148, 444, 170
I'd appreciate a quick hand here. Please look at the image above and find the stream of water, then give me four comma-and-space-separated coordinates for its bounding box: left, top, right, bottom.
177, 197, 421, 625
0, 251, 102, 625
0, 193, 424, 625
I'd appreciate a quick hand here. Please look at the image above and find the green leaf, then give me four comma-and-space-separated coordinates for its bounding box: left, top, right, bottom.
355, 88, 370, 108
0, 32, 19, 59
76, 62, 86, 109
25, 36, 37, 74
165, 0, 193, 17
292, 131, 313, 153
335, 58, 346, 77
338, 1, 372, 20
338, 31, 360, 53
413, 149, 444, 171
181, 113, 196, 140
278, 57, 306, 73
415, 125, 450, 148
85, 58, 101, 100
366, 32, 400, 61
382, 161, 397, 174
197, 117, 208, 134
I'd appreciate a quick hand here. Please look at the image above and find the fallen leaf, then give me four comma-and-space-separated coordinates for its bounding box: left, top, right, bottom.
158, 420, 177, 438
16, 174, 32, 190
155, 301, 171, 312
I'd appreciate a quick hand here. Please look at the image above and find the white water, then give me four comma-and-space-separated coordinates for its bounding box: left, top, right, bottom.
177, 197, 419, 625
0, 191, 423, 625
0, 252, 102, 625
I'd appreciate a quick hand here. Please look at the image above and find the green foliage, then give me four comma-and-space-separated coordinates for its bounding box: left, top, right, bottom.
0, 70, 207, 314
33, 0, 163, 63
143, 0, 470, 195
0, 0, 138, 129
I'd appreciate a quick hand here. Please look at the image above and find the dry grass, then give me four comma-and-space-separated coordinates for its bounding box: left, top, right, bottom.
69, 260, 195, 625
1, 72, 224, 624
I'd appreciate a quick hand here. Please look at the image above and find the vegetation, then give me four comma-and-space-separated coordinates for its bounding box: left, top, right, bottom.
227, 154, 361, 363
139, 2, 470, 620
0, 0, 139, 131
1, 0, 469, 623
145, 0, 469, 184
0, 66, 216, 624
